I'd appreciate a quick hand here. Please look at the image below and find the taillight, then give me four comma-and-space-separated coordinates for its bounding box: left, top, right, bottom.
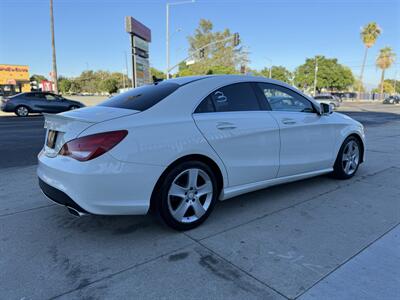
59, 130, 128, 161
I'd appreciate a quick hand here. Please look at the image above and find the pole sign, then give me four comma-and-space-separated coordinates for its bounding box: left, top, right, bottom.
125, 17, 151, 87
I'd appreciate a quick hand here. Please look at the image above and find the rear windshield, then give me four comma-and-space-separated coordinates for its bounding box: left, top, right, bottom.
99, 82, 180, 111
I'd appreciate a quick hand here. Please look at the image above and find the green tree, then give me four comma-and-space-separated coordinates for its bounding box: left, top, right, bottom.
69, 80, 81, 93
260, 66, 292, 84
384, 79, 400, 94
30, 74, 47, 83
177, 19, 247, 76
100, 78, 118, 94
294, 56, 355, 92
372, 81, 395, 94
58, 77, 72, 94
376, 47, 396, 98
359, 22, 381, 96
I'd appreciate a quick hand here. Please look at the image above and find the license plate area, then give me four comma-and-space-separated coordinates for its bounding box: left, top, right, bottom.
46, 130, 58, 149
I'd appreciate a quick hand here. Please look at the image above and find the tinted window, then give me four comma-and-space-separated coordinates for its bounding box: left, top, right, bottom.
99, 82, 179, 111
45, 94, 58, 100
209, 83, 260, 112
257, 83, 315, 113
194, 96, 215, 113
20, 93, 43, 99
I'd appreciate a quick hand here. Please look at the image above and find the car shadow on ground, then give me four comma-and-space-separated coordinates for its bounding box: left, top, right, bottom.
49, 173, 343, 238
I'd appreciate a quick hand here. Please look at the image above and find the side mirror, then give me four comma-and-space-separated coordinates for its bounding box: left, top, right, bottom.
320, 103, 333, 115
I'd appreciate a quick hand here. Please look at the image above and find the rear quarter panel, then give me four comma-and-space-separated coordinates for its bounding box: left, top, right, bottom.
79, 112, 230, 188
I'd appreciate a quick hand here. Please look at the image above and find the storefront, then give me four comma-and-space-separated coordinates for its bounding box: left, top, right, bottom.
0, 64, 30, 96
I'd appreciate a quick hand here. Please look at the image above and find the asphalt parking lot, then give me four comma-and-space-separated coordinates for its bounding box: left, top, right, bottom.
1, 102, 399, 299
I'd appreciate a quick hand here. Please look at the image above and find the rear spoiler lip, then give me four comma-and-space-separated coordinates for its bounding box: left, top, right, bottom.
43, 113, 95, 129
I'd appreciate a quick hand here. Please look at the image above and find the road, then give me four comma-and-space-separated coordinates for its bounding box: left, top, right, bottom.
0, 116, 45, 168
0, 103, 399, 299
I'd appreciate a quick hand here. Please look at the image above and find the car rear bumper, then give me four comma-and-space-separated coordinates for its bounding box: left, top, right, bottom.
37, 151, 165, 215
39, 177, 89, 214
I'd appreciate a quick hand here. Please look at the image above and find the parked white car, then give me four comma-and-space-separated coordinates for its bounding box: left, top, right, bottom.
38, 75, 365, 230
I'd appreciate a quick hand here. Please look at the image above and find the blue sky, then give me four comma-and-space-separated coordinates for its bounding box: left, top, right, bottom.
1, 0, 399, 89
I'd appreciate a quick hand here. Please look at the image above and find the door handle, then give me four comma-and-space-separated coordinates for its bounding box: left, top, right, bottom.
216, 122, 237, 130
281, 118, 296, 125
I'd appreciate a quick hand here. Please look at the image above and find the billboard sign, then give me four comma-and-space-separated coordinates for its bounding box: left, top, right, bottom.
125, 17, 151, 42
125, 17, 151, 87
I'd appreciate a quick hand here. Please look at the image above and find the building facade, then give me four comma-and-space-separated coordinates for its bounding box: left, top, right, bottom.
0, 64, 30, 96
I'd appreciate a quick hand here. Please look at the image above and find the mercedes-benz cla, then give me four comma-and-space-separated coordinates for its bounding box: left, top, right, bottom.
38, 75, 365, 230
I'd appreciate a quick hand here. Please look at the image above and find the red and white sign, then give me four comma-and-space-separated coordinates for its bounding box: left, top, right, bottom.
42, 80, 53, 92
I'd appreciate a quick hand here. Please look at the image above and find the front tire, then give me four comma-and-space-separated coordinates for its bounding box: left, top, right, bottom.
332, 136, 361, 179
15, 105, 29, 117
156, 161, 218, 230
69, 105, 79, 110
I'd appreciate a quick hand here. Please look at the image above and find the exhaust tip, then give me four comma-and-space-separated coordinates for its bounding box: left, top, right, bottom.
67, 206, 87, 217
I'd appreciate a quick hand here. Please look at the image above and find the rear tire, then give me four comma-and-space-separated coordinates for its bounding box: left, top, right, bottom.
332, 136, 361, 179
15, 105, 29, 117
155, 161, 218, 231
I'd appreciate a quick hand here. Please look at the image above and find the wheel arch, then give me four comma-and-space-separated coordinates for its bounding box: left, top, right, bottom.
337, 133, 365, 163
14, 104, 31, 116
149, 154, 224, 213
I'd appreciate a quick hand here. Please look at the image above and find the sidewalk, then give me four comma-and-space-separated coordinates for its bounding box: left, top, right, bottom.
299, 224, 400, 300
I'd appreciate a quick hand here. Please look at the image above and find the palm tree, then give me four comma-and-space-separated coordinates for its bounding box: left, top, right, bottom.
359, 22, 381, 98
376, 47, 396, 99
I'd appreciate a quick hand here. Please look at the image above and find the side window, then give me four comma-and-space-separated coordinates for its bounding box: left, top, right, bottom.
194, 96, 215, 113
257, 83, 315, 113
45, 94, 57, 101
26, 93, 43, 100
209, 83, 260, 112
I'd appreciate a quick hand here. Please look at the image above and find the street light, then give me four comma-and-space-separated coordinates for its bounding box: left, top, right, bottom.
166, 0, 195, 79
265, 57, 273, 78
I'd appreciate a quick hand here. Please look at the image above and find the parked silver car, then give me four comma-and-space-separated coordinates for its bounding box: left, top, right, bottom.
314, 94, 341, 109
1, 92, 85, 117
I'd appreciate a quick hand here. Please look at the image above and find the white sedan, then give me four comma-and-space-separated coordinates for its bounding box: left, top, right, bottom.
38, 75, 365, 230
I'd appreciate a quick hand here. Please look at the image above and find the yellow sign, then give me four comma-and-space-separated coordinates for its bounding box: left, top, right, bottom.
0, 64, 30, 92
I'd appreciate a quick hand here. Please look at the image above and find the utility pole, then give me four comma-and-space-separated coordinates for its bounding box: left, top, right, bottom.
50, 0, 58, 94
313, 57, 318, 96
166, 0, 195, 79
166, 3, 169, 79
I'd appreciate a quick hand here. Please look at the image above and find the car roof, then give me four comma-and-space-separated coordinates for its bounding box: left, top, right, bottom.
167, 74, 296, 89
149, 75, 320, 115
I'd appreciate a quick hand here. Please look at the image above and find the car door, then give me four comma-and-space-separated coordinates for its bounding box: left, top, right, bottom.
28, 92, 48, 112
43, 93, 65, 113
193, 82, 280, 187
256, 83, 335, 177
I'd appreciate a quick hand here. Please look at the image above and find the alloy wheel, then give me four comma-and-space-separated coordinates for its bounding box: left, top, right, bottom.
342, 140, 360, 175
167, 168, 213, 223
17, 106, 28, 117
